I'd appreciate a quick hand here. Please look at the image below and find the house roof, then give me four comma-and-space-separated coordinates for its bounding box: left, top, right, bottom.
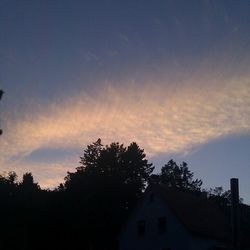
149, 185, 231, 242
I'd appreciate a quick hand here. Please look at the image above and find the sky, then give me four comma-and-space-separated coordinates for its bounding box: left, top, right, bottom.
0, 0, 250, 203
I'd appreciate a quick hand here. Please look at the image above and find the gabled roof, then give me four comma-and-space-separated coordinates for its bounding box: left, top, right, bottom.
149, 185, 231, 242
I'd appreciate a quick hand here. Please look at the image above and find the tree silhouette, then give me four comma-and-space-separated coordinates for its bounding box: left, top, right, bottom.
156, 160, 203, 192
206, 186, 240, 207
19, 172, 40, 192
0, 171, 18, 197
64, 139, 154, 249
0, 141, 249, 250
0, 139, 250, 250
65, 139, 154, 196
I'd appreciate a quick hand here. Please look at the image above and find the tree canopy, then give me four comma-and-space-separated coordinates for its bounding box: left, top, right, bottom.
63, 139, 154, 249
0, 139, 247, 250
64, 139, 154, 210
151, 159, 203, 192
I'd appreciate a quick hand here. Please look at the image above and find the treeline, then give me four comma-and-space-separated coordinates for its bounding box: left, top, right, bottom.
0, 139, 232, 250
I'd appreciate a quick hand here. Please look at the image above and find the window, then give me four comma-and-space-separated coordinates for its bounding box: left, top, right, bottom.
137, 220, 145, 237
158, 217, 167, 234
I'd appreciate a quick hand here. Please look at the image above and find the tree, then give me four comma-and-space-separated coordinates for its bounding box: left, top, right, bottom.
157, 160, 203, 192
206, 186, 243, 207
206, 186, 231, 207
19, 172, 40, 192
0, 171, 18, 196
79, 138, 103, 172
65, 139, 154, 197
63, 139, 154, 249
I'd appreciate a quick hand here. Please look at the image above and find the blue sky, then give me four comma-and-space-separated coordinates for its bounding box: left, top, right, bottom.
0, 0, 250, 203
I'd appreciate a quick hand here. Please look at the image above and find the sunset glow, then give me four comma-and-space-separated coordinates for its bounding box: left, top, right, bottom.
1, 74, 250, 187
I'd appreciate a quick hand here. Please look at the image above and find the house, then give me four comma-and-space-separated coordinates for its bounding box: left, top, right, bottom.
119, 185, 231, 250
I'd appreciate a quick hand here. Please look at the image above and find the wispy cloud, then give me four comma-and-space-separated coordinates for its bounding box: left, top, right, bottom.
1, 75, 250, 187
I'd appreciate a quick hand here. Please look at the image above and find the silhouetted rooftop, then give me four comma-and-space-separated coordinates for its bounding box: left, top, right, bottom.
149, 185, 231, 242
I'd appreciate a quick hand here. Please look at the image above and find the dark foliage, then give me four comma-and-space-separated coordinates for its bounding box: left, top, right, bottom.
0, 141, 248, 250
0, 139, 153, 250
150, 159, 203, 192
206, 186, 232, 207
63, 139, 154, 249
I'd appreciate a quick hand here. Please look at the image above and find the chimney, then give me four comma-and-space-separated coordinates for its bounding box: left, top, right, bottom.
230, 178, 240, 250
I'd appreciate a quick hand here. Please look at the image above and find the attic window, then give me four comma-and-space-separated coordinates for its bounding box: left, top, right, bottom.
137, 220, 145, 237
158, 217, 167, 234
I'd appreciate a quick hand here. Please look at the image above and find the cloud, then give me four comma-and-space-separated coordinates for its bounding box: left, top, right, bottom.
1, 75, 250, 187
